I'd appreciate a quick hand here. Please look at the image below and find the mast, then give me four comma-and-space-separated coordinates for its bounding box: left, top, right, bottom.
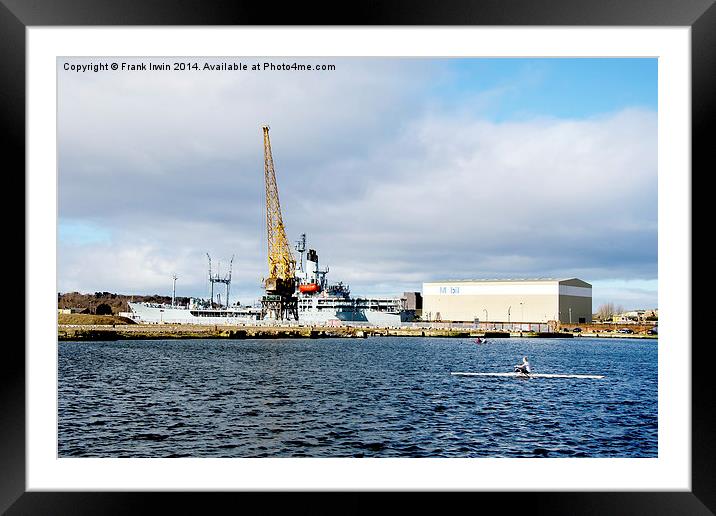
208, 252, 234, 309
171, 273, 178, 307
226, 255, 234, 307
207, 253, 213, 308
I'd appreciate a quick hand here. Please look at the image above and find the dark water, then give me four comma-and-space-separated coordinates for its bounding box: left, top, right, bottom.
58, 337, 657, 458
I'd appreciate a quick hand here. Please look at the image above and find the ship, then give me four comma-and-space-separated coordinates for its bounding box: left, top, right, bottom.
124, 253, 263, 324
291, 234, 412, 326
124, 235, 413, 326
125, 298, 262, 325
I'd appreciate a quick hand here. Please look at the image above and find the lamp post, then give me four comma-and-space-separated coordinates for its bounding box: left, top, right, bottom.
507, 305, 511, 325
520, 302, 524, 323
569, 307, 572, 324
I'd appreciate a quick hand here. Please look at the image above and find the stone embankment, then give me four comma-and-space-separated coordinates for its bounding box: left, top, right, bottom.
58, 323, 658, 341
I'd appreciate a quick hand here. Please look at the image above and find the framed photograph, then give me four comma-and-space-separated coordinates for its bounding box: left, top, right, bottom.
9, 0, 711, 512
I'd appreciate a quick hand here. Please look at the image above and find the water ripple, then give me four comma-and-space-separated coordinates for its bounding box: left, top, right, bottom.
58, 337, 657, 458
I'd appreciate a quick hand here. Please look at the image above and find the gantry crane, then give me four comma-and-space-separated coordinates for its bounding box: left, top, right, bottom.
261, 125, 298, 320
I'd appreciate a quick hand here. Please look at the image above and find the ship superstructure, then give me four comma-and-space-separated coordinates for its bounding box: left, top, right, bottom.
293, 233, 409, 325
126, 298, 262, 325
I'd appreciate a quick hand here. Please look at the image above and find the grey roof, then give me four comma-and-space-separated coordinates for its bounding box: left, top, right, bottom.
425, 277, 590, 285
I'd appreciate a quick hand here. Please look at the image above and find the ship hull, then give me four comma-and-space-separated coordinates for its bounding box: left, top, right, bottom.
297, 308, 406, 326
126, 302, 260, 325
127, 302, 410, 326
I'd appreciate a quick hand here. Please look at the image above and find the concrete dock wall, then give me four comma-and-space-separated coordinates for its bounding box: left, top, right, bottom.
58, 323, 658, 341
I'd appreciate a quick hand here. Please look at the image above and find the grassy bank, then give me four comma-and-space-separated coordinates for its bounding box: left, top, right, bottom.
58, 313, 136, 326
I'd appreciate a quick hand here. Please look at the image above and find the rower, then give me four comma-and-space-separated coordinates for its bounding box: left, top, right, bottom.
514, 356, 532, 375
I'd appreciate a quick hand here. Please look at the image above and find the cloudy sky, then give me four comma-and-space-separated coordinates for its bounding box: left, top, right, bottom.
58, 57, 657, 310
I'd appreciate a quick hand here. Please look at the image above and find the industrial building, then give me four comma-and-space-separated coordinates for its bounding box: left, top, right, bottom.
422, 278, 592, 324
403, 292, 423, 311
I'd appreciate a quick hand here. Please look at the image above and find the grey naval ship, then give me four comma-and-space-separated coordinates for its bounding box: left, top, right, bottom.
125, 235, 411, 326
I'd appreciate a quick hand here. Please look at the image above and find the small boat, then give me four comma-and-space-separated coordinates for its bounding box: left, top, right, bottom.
451, 372, 605, 379
298, 283, 320, 293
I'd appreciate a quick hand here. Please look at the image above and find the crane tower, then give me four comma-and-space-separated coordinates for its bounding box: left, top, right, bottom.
261, 125, 298, 320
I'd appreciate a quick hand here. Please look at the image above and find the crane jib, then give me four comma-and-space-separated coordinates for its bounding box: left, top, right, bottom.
261, 125, 298, 320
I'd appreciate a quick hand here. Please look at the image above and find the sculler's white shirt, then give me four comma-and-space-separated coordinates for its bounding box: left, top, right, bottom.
522, 358, 532, 373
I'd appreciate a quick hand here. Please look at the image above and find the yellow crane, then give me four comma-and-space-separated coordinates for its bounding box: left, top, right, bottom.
261, 125, 298, 320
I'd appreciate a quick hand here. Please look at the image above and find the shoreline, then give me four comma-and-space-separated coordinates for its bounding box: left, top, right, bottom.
58, 323, 658, 341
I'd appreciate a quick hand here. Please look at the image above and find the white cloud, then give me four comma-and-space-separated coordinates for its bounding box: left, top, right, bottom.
58, 58, 657, 308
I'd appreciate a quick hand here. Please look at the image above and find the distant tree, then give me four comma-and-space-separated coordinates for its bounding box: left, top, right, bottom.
95, 303, 113, 315
596, 303, 627, 321
596, 303, 616, 321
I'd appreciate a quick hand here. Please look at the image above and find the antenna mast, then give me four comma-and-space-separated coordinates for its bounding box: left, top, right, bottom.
226, 254, 234, 307
171, 273, 178, 308
207, 253, 214, 308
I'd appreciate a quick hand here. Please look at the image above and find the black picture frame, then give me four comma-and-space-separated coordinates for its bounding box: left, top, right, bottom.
7, 0, 711, 512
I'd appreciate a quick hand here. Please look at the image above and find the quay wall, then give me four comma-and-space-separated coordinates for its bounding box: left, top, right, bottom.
58, 323, 658, 341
